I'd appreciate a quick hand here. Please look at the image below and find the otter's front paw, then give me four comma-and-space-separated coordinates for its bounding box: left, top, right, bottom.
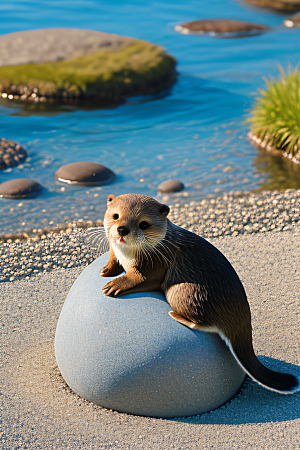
100, 263, 122, 277
100, 265, 113, 277
102, 278, 126, 296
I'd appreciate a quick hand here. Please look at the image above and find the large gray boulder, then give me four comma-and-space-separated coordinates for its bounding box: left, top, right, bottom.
55, 252, 245, 418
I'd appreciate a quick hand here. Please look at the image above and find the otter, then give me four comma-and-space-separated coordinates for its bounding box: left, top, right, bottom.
100, 193, 300, 394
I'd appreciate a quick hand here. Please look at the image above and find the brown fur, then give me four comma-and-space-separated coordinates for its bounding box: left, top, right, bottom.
101, 193, 299, 394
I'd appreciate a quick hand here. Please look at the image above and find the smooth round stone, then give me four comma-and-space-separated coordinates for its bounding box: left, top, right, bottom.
0, 138, 27, 170
174, 19, 271, 38
0, 178, 42, 198
284, 12, 300, 26
54, 161, 115, 186
55, 252, 245, 418
158, 179, 184, 193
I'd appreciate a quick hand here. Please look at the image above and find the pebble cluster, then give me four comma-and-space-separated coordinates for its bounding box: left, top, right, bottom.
0, 225, 96, 283
0, 137, 27, 170
171, 189, 300, 237
1, 189, 300, 283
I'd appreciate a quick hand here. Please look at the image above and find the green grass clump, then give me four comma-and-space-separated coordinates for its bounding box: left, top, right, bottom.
248, 66, 300, 157
0, 40, 176, 99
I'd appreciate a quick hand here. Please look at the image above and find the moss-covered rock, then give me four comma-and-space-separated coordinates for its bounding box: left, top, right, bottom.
0, 29, 176, 105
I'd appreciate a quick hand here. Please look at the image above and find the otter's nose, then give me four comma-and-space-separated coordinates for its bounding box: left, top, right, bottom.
117, 226, 130, 237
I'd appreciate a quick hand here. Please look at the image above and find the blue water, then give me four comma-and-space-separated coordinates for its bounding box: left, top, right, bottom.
1, 0, 300, 234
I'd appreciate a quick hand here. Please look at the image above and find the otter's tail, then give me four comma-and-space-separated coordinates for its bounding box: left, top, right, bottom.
169, 311, 300, 394
219, 331, 300, 394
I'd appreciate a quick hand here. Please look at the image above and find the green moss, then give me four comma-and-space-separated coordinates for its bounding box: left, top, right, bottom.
248, 66, 300, 158
0, 40, 176, 99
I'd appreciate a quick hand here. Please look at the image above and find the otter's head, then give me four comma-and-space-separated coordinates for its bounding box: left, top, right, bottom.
104, 193, 169, 258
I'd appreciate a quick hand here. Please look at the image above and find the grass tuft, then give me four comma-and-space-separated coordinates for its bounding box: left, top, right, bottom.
248, 65, 300, 157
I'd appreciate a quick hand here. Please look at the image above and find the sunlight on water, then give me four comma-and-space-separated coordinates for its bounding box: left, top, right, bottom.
1, 0, 300, 234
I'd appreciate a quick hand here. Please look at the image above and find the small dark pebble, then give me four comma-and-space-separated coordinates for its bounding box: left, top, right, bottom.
174, 19, 271, 37
55, 161, 115, 186
0, 137, 27, 170
158, 179, 184, 193
0, 178, 42, 199
284, 12, 300, 27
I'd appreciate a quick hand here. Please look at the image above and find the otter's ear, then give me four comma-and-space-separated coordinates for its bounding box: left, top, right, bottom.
160, 204, 170, 218
107, 194, 115, 206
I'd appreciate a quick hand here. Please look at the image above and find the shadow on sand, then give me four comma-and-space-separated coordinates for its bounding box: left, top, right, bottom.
168, 356, 300, 425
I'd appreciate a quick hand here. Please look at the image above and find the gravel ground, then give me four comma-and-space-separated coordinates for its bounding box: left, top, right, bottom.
1, 189, 300, 283
1, 228, 300, 449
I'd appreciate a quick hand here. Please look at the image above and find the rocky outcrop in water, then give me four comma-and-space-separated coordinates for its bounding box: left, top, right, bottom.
0, 28, 177, 106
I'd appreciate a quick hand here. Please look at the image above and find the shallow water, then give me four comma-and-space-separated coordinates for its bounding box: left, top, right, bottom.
1, 0, 300, 235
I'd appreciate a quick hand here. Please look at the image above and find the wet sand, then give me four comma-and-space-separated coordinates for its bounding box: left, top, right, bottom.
1, 230, 300, 449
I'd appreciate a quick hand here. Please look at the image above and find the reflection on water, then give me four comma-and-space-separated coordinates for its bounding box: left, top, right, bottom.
1, 0, 300, 234
254, 147, 300, 191
0, 98, 125, 117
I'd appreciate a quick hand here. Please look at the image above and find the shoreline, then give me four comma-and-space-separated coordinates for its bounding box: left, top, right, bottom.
1, 228, 300, 449
1, 188, 300, 283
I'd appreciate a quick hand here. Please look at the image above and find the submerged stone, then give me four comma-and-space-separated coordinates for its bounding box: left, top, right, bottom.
0, 178, 42, 198
157, 179, 184, 193
0, 28, 177, 104
174, 19, 271, 38
237, 0, 300, 12
55, 161, 115, 186
0, 138, 27, 170
55, 252, 245, 418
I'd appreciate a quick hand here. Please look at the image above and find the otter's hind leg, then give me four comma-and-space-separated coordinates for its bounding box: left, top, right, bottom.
169, 312, 200, 329
169, 312, 220, 334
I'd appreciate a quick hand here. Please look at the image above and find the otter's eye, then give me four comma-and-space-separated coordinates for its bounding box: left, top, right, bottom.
139, 221, 150, 230
113, 214, 119, 220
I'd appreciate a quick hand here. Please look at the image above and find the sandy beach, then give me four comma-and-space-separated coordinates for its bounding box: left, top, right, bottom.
1, 226, 300, 449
